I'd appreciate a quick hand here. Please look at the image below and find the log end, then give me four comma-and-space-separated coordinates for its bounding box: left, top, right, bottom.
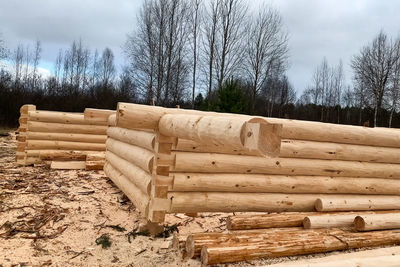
186, 235, 196, 258
303, 217, 312, 229
315, 198, 323, 211
226, 217, 233, 230
243, 120, 282, 157
200, 246, 209, 265
354, 216, 366, 231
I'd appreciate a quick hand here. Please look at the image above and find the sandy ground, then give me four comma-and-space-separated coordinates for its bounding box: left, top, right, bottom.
1, 130, 396, 267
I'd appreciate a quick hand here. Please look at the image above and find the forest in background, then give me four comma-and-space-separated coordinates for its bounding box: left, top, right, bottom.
1, 0, 400, 128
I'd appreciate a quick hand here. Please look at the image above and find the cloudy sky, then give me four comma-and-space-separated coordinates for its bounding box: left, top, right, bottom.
1, 0, 400, 93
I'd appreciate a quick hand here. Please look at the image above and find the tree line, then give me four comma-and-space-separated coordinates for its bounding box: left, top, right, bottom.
1, 0, 400, 128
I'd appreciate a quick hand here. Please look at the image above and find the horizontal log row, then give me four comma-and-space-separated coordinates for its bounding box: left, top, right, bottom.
107, 127, 155, 152
84, 108, 115, 125
27, 121, 107, 135
171, 173, 400, 195
26, 132, 106, 143
315, 195, 400, 211
26, 140, 105, 151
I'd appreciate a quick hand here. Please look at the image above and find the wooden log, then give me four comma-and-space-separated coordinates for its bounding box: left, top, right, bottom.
37, 150, 91, 160
172, 173, 400, 195
19, 117, 27, 124
354, 213, 400, 231
104, 162, 149, 215
20, 104, 36, 114
173, 138, 257, 155
315, 195, 400, 211
85, 160, 105, 170
117, 103, 400, 148
268, 246, 400, 266
27, 121, 107, 135
227, 212, 321, 230
159, 114, 281, 157
280, 139, 400, 164
28, 110, 86, 124
105, 151, 151, 195
302, 211, 400, 229
26, 140, 105, 151
108, 114, 116, 126
168, 192, 322, 213
107, 127, 155, 151
106, 138, 154, 173
200, 228, 400, 264
173, 152, 400, 178
84, 108, 115, 125
50, 161, 86, 169
86, 152, 105, 161
26, 132, 106, 143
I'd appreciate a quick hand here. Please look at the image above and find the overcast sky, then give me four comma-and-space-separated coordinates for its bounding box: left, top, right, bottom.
1, 0, 400, 94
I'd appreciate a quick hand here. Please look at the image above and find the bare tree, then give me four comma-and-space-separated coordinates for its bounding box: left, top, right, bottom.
387, 41, 400, 127
245, 4, 288, 114
351, 31, 400, 126
13, 45, 24, 86
0, 33, 7, 68
32, 40, 42, 89
99, 47, 116, 86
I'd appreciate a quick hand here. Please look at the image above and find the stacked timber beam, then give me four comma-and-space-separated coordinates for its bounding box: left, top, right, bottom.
16, 104, 36, 164
16, 105, 114, 169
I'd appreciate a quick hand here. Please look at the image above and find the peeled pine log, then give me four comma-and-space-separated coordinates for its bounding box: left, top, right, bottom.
268, 246, 400, 266
28, 110, 85, 124
26, 132, 106, 143
84, 108, 115, 125
117, 103, 400, 148
168, 192, 323, 213
37, 150, 91, 160
354, 213, 400, 231
280, 139, 400, 164
106, 138, 154, 173
50, 161, 86, 169
27, 121, 107, 135
105, 151, 151, 195
26, 140, 105, 151
172, 173, 400, 195
227, 212, 320, 230
104, 162, 149, 215
173, 138, 257, 155
200, 228, 400, 264
159, 114, 281, 157
86, 152, 105, 161
315, 195, 400, 211
108, 114, 116, 126
20, 104, 36, 114
173, 152, 400, 178
107, 127, 155, 151
85, 160, 105, 170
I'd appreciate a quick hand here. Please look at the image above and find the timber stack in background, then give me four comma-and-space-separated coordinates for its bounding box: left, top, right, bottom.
16, 104, 114, 170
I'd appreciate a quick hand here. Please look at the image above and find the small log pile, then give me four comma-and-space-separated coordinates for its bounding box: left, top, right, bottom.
16, 105, 113, 169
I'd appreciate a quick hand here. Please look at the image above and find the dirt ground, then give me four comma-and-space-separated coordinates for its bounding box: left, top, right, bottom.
0, 130, 395, 267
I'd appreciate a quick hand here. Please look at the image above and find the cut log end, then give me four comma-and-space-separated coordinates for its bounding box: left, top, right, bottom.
354, 216, 366, 231
303, 217, 312, 229
186, 235, 195, 258
315, 198, 323, 211
200, 246, 209, 265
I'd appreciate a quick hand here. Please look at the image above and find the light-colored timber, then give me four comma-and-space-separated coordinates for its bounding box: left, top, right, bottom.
171, 173, 400, 195
27, 121, 107, 135
26, 132, 107, 143
158, 114, 281, 157
26, 140, 105, 151
37, 150, 91, 160
200, 228, 400, 264
172, 152, 400, 178
106, 138, 154, 173
84, 108, 115, 125
104, 162, 149, 215
105, 151, 152, 195
108, 114, 117, 126
315, 195, 400, 211
107, 127, 155, 151
28, 110, 86, 124
50, 161, 86, 169
354, 213, 400, 231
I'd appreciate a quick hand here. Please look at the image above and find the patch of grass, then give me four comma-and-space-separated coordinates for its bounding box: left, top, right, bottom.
95, 234, 112, 249
156, 224, 179, 238
126, 229, 150, 243
106, 224, 126, 232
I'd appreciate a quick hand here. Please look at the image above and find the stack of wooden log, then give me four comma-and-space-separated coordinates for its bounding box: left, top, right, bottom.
16, 104, 114, 169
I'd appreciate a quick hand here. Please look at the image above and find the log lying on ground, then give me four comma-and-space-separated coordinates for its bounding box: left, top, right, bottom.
117, 102, 400, 148
159, 114, 281, 157
84, 108, 115, 125
28, 110, 86, 124
200, 228, 400, 264
105, 151, 151, 195
280, 139, 400, 164
26, 132, 106, 143
168, 192, 322, 213
354, 213, 400, 231
26, 140, 106, 151
303, 211, 400, 229
315, 195, 400, 211
106, 138, 154, 173
37, 150, 91, 160
227, 212, 319, 230
173, 152, 400, 178
50, 161, 86, 169
104, 162, 149, 215
172, 173, 400, 195
27, 121, 107, 135
268, 246, 400, 266
85, 152, 105, 170
107, 127, 155, 151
